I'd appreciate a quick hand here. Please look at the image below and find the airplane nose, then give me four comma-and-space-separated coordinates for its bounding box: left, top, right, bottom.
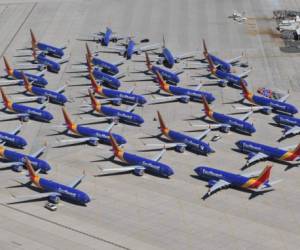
235, 140, 243, 149
194, 166, 203, 176
273, 115, 280, 123
84, 194, 91, 203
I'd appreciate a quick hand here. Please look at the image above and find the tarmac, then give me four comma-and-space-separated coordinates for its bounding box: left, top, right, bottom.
0, 0, 299, 249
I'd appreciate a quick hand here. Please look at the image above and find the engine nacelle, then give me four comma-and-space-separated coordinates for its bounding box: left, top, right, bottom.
247, 152, 256, 160
283, 125, 291, 132
20, 115, 29, 122
208, 179, 217, 187
48, 195, 60, 204
157, 58, 163, 65
37, 64, 47, 71
175, 145, 186, 153
179, 96, 190, 103
12, 164, 23, 172
112, 99, 122, 106
220, 125, 230, 133
88, 138, 99, 146
37, 96, 47, 104
175, 58, 180, 63
133, 168, 145, 176
218, 80, 227, 87
262, 108, 272, 115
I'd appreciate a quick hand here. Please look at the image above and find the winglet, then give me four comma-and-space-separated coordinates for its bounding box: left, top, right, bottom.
24, 157, 38, 180
202, 96, 212, 117
145, 52, 152, 70
157, 111, 169, 134
0, 87, 11, 108
21, 72, 32, 92
30, 29, 37, 49
3, 56, 13, 76
109, 133, 123, 156
88, 89, 100, 111
156, 72, 169, 91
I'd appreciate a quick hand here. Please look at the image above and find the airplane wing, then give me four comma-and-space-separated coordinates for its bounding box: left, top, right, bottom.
282, 126, 300, 138
194, 84, 202, 91
10, 124, 22, 135
36, 101, 48, 110
278, 93, 289, 102
152, 148, 166, 161
226, 55, 242, 64
127, 86, 135, 94
58, 137, 98, 145
103, 122, 115, 132
139, 43, 161, 52
233, 105, 271, 112
150, 95, 190, 103
0, 113, 29, 121
105, 46, 126, 53
55, 84, 67, 93
240, 169, 262, 178
125, 103, 138, 113
208, 179, 231, 195
68, 173, 85, 188
35, 70, 46, 77
57, 56, 70, 64
0, 161, 23, 168
195, 128, 211, 140
237, 110, 253, 121
191, 123, 229, 130
101, 166, 144, 173
247, 152, 268, 165
30, 145, 46, 158
13, 95, 46, 103
10, 192, 61, 203
237, 69, 251, 78
175, 52, 195, 60
145, 142, 186, 149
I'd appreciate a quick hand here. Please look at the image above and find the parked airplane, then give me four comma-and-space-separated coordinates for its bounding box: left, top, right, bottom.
234, 80, 298, 115
30, 29, 66, 58
143, 52, 182, 84
205, 54, 250, 87
84, 90, 144, 126
107, 38, 160, 60
86, 54, 124, 89
1, 57, 48, 87
151, 72, 215, 104
145, 111, 214, 155
194, 165, 279, 198
85, 43, 123, 75
273, 114, 300, 139
0, 87, 53, 122
100, 133, 174, 177
150, 36, 195, 68
89, 72, 146, 106
22, 73, 67, 105
11, 158, 90, 207
0, 144, 50, 173
236, 140, 300, 167
57, 107, 126, 146
93, 27, 123, 46
192, 96, 256, 135
0, 124, 27, 148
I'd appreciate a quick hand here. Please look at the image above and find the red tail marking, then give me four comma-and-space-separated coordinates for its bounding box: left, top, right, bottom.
21, 72, 31, 92
292, 143, 300, 156
62, 107, 75, 130
156, 72, 168, 91
250, 165, 272, 188
240, 79, 251, 98
157, 111, 169, 135
109, 133, 123, 157
86, 54, 93, 73
202, 96, 212, 117
206, 54, 216, 74
202, 39, 208, 58
89, 72, 100, 92
24, 157, 37, 181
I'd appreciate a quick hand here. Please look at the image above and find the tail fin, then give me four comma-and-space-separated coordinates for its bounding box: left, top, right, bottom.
156, 72, 169, 90
157, 111, 169, 134
0, 87, 11, 108
202, 39, 208, 57
21, 72, 31, 92
89, 71, 100, 91
86, 43, 92, 60
3, 56, 13, 76
240, 79, 251, 98
30, 29, 37, 49
62, 107, 75, 129
292, 143, 300, 156
88, 89, 100, 110
32, 48, 37, 61
162, 35, 166, 48
145, 52, 152, 70
109, 133, 123, 156
206, 54, 215, 73
86, 54, 93, 73
250, 165, 272, 188
202, 96, 212, 117
24, 157, 38, 181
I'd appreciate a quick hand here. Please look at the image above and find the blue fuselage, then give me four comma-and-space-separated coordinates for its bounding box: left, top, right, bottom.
214, 69, 243, 87
273, 114, 300, 127
209, 53, 231, 73
11, 103, 53, 122
0, 132, 27, 148
92, 57, 119, 75
30, 86, 67, 104
101, 88, 147, 105
93, 68, 121, 89
102, 28, 113, 46
162, 48, 175, 68
151, 65, 180, 84
37, 42, 64, 58
125, 40, 135, 59
169, 85, 215, 103
37, 54, 60, 73
12, 70, 48, 87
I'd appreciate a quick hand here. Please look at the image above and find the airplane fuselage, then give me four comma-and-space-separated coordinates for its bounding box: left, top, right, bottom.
236, 140, 300, 161
208, 53, 231, 73
11, 70, 48, 87
92, 57, 119, 75
100, 88, 147, 105
102, 28, 113, 46
273, 114, 300, 127
125, 40, 135, 59
37, 42, 64, 58
28, 85, 67, 105
162, 48, 175, 68
214, 68, 242, 87
37, 54, 60, 73
0, 131, 27, 148
151, 65, 180, 84
92, 68, 121, 89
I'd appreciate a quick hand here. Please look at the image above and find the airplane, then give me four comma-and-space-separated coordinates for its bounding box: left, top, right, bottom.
143, 52, 182, 85
197, 39, 243, 73
30, 29, 66, 58
57, 107, 127, 146
149, 36, 195, 68
0, 87, 53, 122
1, 57, 48, 87
100, 133, 174, 177
89, 72, 147, 106
235, 139, 300, 167
10, 158, 90, 207
0, 144, 50, 173
86, 54, 125, 89
145, 111, 214, 155
0, 124, 27, 148
106, 38, 160, 60
273, 114, 300, 139
22, 73, 68, 105
194, 164, 279, 198
85, 43, 123, 75
234, 80, 298, 115
83, 90, 144, 126
93, 27, 124, 46
205, 54, 250, 87
151, 71, 215, 104
192, 96, 256, 135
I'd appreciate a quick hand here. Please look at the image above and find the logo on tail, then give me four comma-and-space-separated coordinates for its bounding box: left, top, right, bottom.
202, 39, 208, 58
156, 72, 169, 92
30, 29, 37, 49
0, 87, 12, 110
248, 165, 272, 189
24, 157, 41, 187
21, 72, 32, 92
